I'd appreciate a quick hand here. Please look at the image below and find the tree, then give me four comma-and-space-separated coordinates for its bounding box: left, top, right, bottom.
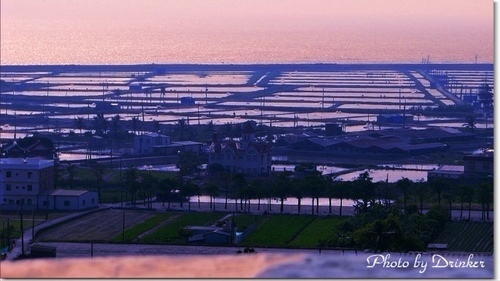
304, 170, 326, 215
158, 177, 179, 209
291, 177, 304, 214
92, 113, 108, 136
206, 183, 220, 210
428, 178, 447, 205
457, 184, 474, 220
140, 174, 158, 209
152, 120, 161, 133
273, 171, 291, 214
396, 177, 412, 213
477, 83, 493, 110
351, 171, 376, 214
66, 163, 77, 189
462, 114, 477, 132
110, 114, 122, 139
414, 181, 429, 213
73, 117, 86, 134
124, 167, 139, 206
232, 173, 247, 211
131, 116, 141, 135
477, 180, 493, 221
90, 163, 105, 202
183, 181, 199, 211
176, 151, 201, 179
177, 118, 187, 141
332, 181, 350, 216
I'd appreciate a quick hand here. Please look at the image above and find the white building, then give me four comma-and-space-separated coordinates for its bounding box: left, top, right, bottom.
0, 158, 99, 211
0, 158, 55, 210
133, 133, 203, 156
207, 121, 272, 176
133, 133, 171, 155
50, 190, 99, 211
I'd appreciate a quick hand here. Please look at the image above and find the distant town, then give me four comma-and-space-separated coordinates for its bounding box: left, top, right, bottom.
0, 63, 493, 262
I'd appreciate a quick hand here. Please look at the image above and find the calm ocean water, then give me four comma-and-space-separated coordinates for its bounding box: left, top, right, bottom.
0, 1, 493, 65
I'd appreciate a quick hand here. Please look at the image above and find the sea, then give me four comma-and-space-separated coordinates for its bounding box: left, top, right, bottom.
0, 0, 494, 65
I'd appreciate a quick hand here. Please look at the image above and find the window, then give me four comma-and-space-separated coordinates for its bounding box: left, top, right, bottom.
82, 200, 86, 206
6, 171, 11, 178
92, 198, 95, 204
6, 184, 11, 191
28, 172, 33, 178
27, 185, 32, 192
64, 201, 70, 207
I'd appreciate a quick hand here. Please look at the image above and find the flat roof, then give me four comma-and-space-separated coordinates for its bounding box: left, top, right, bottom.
0, 158, 54, 169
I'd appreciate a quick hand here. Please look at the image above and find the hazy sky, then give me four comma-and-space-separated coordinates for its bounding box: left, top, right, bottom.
2, 0, 492, 29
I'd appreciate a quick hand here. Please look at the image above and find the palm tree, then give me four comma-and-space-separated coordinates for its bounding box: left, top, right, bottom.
124, 167, 139, 206
477, 181, 493, 221
232, 173, 246, 211
396, 177, 412, 213
291, 177, 304, 214
152, 120, 161, 133
110, 114, 122, 139
332, 181, 350, 216
457, 184, 473, 220
183, 181, 199, 211
206, 183, 220, 210
66, 163, 77, 189
73, 117, 86, 134
429, 178, 447, 205
131, 116, 141, 135
93, 113, 108, 136
273, 171, 291, 214
177, 118, 187, 141
91, 163, 105, 202
351, 171, 376, 214
462, 114, 477, 132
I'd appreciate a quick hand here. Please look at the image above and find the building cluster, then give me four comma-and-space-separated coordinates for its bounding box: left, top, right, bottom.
278, 127, 473, 157
0, 137, 98, 211
0, 158, 98, 211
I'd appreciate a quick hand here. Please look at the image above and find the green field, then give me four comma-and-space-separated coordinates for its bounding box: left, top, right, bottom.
432, 221, 493, 252
289, 216, 346, 247
140, 212, 227, 244
111, 213, 174, 242
242, 215, 316, 247
232, 214, 264, 232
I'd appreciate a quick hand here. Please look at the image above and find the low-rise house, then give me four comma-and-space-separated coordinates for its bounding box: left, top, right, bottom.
133, 134, 203, 156
463, 151, 493, 180
50, 189, 98, 211
427, 165, 464, 180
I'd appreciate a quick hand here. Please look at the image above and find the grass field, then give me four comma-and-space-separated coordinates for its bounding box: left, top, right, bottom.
110, 213, 174, 243
288, 216, 347, 248
140, 212, 227, 244
242, 215, 316, 247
